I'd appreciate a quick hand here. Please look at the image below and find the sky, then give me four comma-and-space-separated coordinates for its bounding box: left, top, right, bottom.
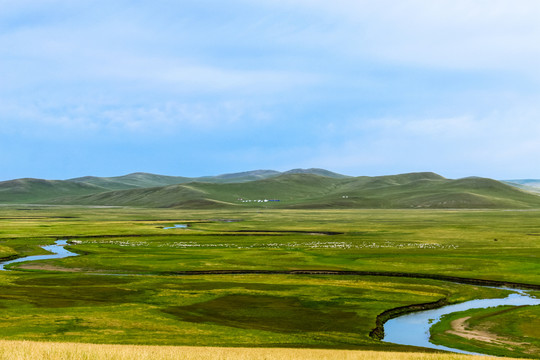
1, 0, 540, 180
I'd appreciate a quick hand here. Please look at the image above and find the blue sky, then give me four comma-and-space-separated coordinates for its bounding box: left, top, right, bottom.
2, 0, 540, 180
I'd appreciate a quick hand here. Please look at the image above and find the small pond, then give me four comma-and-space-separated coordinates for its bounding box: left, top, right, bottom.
163, 224, 188, 229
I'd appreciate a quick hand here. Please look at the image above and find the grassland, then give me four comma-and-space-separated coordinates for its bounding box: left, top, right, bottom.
0, 206, 538, 357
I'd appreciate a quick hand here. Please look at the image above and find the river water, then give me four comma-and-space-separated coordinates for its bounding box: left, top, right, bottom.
163, 224, 187, 229
383, 289, 540, 355
0, 240, 79, 271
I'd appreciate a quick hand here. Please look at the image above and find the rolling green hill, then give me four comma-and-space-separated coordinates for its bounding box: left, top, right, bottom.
0, 169, 347, 204
69, 172, 192, 190
0, 178, 107, 203
68, 168, 347, 190
195, 169, 282, 183
41, 172, 540, 209
282, 168, 350, 178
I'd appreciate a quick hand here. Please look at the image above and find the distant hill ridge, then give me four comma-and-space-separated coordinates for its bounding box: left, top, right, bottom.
0, 168, 346, 204
503, 179, 540, 194
2, 170, 540, 209
67, 168, 348, 189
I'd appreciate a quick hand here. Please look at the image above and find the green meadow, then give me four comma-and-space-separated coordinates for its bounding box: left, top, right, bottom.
0, 206, 539, 356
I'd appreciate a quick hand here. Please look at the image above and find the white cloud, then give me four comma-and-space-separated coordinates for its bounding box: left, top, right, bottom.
1, 0, 325, 93
253, 0, 540, 74
365, 116, 478, 138
302, 108, 540, 178
0, 99, 272, 137
100, 101, 254, 132
366, 111, 540, 145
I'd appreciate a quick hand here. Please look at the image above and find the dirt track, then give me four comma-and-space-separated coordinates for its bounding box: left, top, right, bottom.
447, 316, 523, 347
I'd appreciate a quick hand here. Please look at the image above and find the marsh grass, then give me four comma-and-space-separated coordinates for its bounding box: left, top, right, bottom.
0, 272, 507, 348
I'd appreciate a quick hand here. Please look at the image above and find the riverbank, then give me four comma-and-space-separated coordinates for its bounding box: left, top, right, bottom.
0, 240, 77, 271
383, 291, 540, 356
430, 305, 540, 358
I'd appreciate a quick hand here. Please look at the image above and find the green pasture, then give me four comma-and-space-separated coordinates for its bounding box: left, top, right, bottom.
0, 271, 507, 349
1, 207, 538, 284
0, 206, 538, 354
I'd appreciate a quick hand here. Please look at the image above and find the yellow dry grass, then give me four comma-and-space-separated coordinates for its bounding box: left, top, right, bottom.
0, 341, 517, 360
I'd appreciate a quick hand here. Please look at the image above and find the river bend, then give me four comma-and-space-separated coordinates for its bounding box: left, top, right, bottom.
0, 240, 78, 271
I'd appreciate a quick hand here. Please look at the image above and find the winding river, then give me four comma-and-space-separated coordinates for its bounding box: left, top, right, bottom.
1, 241, 538, 356
383, 289, 540, 355
0, 240, 79, 271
